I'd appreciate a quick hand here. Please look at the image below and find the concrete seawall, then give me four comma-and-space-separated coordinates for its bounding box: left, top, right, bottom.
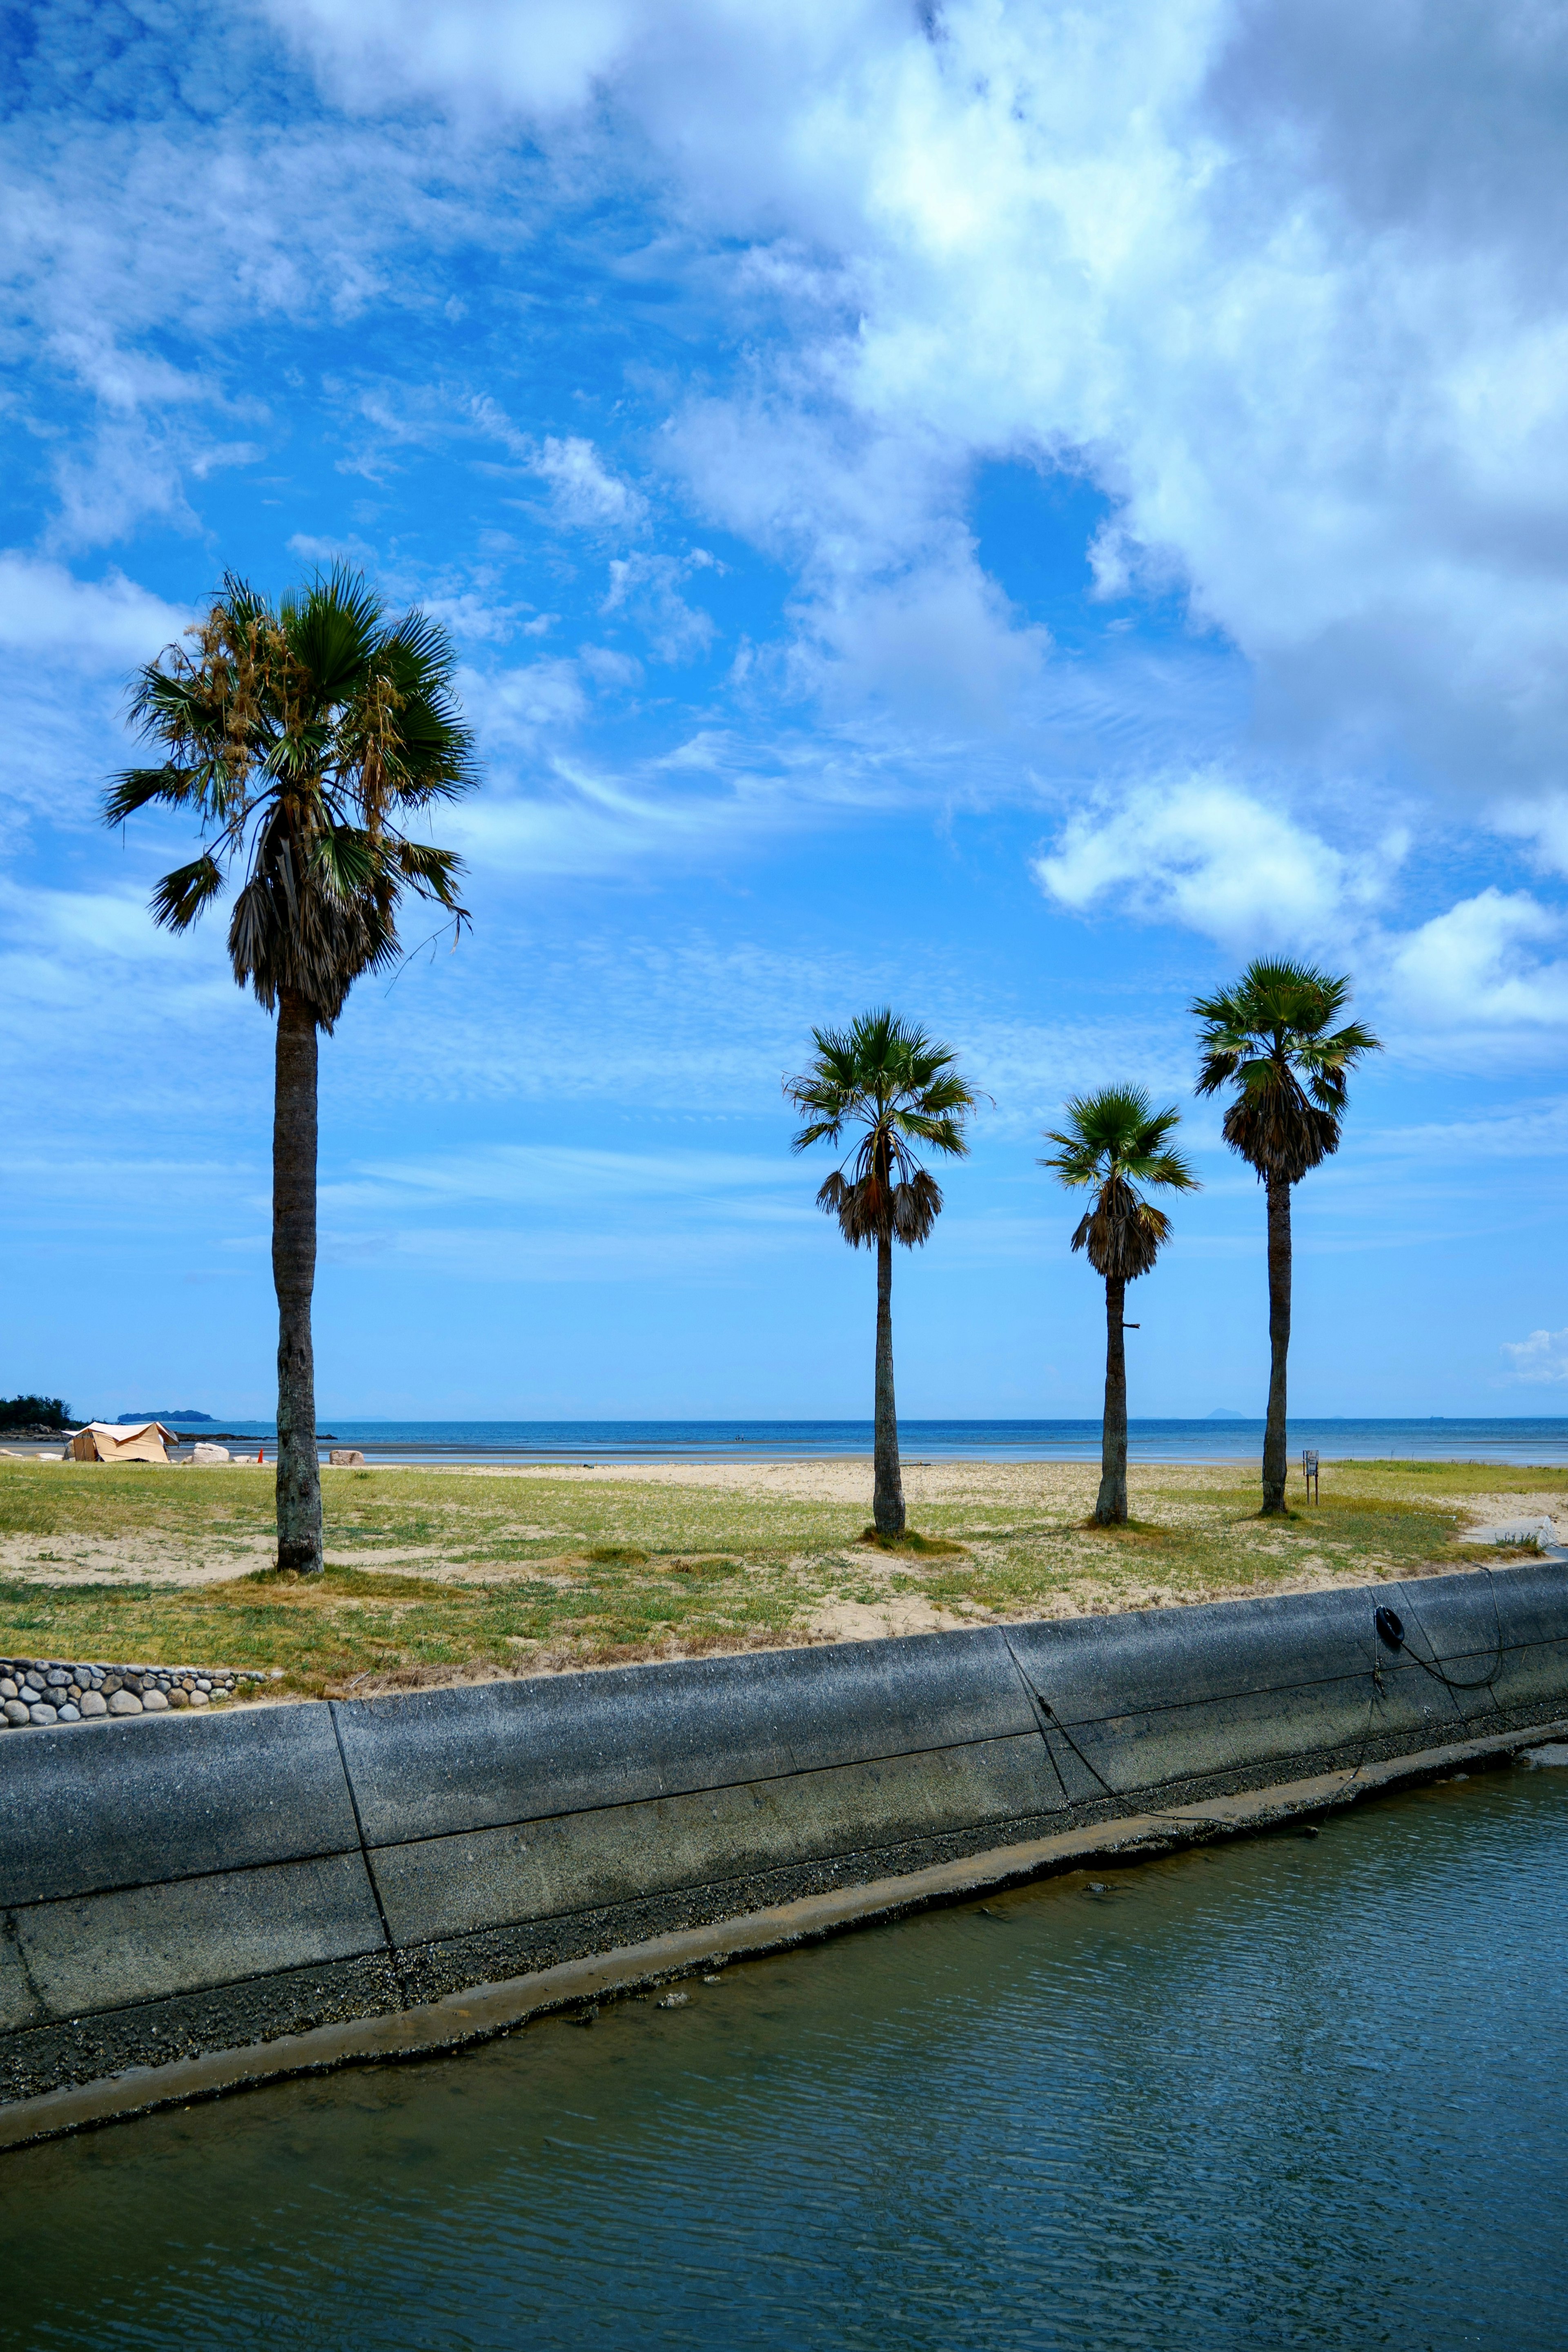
4, 1561, 1567, 2146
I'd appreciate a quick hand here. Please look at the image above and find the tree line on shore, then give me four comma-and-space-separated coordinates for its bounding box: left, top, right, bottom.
107, 565, 1380, 1573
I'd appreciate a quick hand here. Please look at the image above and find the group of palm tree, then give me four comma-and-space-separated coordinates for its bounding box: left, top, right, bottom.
109, 565, 1380, 1572
786, 975, 1379, 1536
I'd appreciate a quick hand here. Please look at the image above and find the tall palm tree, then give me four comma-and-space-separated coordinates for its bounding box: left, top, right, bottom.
1040, 1087, 1198, 1527
1192, 958, 1381, 1517
104, 566, 478, 1574
785, 1010, 979, 1536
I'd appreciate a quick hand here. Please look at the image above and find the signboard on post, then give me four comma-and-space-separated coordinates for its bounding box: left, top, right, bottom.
1301, 1449, 1320, 1504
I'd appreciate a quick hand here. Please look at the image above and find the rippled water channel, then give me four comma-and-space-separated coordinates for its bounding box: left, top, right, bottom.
6, 1762, 1567, 2349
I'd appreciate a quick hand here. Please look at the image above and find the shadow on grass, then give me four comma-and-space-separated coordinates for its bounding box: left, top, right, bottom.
1074, 1517, 1186, 1549
856, 1527, 969, 1556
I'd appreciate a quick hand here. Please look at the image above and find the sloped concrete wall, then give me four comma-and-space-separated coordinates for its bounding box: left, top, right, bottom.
3, 1562, 1566, 2127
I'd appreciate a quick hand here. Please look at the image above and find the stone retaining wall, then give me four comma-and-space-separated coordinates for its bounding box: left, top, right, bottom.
1, 1660, 273, 1730
3, 1561, 1567, 2144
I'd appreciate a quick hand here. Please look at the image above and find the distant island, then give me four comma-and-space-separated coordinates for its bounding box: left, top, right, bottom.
117, 1409, 216, 1424
1206, 1409, 1247, 1420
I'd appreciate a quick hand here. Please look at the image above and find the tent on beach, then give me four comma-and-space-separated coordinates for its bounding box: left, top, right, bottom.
69, 1422, 176, 1463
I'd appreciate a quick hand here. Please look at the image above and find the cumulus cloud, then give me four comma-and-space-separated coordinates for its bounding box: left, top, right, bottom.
258, 0, 1568, 797
1385, 888, 1568, 1031
1034, 772, 1568, 1051
1034, 771, 1401, 948
1501, 1328, 1568, 1384
15, 0, 1568, 939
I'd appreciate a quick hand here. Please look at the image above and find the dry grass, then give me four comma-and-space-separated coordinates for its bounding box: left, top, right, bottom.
0, 1453, 1556, 1701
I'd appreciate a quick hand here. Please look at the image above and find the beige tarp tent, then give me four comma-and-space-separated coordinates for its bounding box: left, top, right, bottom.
70, 1422, 176, 1464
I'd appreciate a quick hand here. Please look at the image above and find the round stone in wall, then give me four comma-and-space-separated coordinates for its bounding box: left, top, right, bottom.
107, 1690, 143, 1715
141, 1688, 169, 1711
78, 1690, 107, 1718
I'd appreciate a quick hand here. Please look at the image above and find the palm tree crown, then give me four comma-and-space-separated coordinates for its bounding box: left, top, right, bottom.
1191, 958, 1381, 1183
784, 1008, 979, 1244
1041, 1087, 1199, 1278
104, 565, 477, 1025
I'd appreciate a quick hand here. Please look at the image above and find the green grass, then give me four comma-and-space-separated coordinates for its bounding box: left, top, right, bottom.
0, 1454, 1550, 1697
856, 1527, 969, 1556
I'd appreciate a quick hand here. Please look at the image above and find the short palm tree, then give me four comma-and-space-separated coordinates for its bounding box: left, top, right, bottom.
785, 1010, 979, 1535
1041, 1087, 1198, 1526
105, 566, 478, 1574
1192, 958, 1381, 1516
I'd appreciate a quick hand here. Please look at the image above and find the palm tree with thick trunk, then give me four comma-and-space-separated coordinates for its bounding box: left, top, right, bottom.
105, 566, 477, 1574
1192, 958, 1381, 1518
1041, 1087, 1198, 1527
786, 1010, 978, 1536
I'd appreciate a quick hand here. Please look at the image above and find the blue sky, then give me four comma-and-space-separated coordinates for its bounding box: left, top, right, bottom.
5, 0, 1568, 1422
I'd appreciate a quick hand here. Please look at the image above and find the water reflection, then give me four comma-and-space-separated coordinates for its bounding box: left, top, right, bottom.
5, 1763, 1566, 2349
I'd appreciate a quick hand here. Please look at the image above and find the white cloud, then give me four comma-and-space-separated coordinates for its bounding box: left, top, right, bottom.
262, 0, 647, 120
1385, 887, 1568, 1031
797, 556, 1048, 720
460, 659, 589, 749
601, 552, 716, 664
1501, 1328, 1568, 1384
0, 555, 188, 669
532, 436, 647, 532
16, 0, 1568, 937
1034, 771, 1400, 948
1033, 776, 1568, 1049
286, 531, 379, 568
260, 0, 1568, 794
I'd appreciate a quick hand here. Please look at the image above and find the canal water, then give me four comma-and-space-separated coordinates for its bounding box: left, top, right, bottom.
5, 1760, 1566, 2350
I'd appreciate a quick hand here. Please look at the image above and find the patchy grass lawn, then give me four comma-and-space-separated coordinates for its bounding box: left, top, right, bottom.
0, 1453, 1557, 1701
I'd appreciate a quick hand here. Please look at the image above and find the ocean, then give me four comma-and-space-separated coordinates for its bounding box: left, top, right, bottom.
155, 1416, 1568, 1465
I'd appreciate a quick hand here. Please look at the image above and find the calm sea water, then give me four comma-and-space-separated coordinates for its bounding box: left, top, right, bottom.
162, 1416, 1568, 1465
4, 1759, 1566, 2348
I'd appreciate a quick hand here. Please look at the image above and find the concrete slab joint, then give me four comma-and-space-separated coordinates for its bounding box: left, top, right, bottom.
2, 1561, 1566, 2145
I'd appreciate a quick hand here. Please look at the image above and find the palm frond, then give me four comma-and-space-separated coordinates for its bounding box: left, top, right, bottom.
149, 854, 226, 932
788, 1008, 978, 1246
102, 765, 200, 826
1041, 1084, 1196, 1281
281, 566, 384, 701
107, 566, 480, 1025
1192, 956, 1381, 1182
392, 837, 469, 908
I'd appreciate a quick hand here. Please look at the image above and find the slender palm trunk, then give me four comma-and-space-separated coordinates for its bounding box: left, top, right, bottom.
872, 1231, 906, 1535
1094, 1273, 1129, 1525
274, 991, 323, 1574
1261, 1174, 1292, 1516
